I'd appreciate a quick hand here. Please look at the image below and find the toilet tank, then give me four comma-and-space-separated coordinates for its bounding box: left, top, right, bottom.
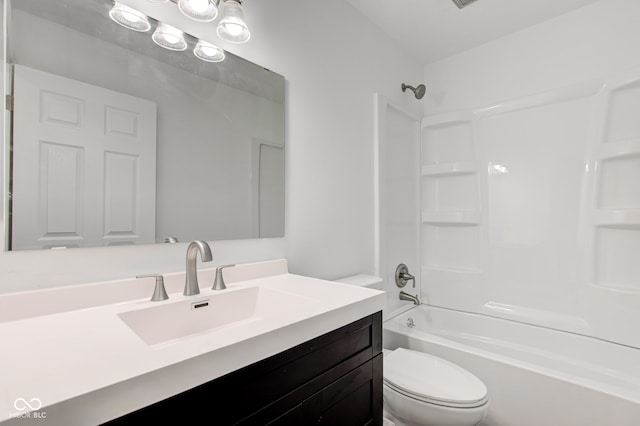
334, 274, 384, 290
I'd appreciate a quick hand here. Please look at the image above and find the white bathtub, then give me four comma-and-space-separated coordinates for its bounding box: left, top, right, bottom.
383, 305, 640, 426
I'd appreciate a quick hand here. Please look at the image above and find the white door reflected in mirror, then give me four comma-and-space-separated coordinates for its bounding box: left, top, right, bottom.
12, 65, 157, 250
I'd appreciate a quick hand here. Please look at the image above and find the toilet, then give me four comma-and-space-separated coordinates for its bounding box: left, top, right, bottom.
334, 275, 489, 426
383, 348, 488, 426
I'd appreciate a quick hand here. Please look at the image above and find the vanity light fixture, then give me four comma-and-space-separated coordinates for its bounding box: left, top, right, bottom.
193, 40, 225, 62
152, 22, 188, 51
216, 0, 250, 43
109, 1, 227, 62
109, 2, 151, 32
178, 0, 219, 22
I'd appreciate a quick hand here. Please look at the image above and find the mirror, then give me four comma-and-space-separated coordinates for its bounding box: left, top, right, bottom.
6, 0, 285, 251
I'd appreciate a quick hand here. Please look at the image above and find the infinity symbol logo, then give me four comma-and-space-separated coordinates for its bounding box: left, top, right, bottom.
14, 398, 42, 411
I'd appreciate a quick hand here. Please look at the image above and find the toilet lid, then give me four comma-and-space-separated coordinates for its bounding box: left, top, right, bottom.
384, 348, 488, 408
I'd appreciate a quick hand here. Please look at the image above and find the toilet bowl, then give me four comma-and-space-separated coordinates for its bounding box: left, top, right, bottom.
332, 274, 488, 426
383, 348, 488, 426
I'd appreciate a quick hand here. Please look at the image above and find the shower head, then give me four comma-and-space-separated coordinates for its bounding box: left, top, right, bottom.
401, 83, 426, 100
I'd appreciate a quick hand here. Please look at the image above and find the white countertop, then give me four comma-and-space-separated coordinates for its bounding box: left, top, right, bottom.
0, 259, 385, 425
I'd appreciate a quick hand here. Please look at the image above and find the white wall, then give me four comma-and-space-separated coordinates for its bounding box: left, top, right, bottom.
244, 0, 423, 280
0, 0, 422, 293
421, 0, 640, 348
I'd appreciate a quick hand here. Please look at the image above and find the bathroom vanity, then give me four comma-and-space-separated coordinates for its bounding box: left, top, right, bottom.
107, 312, 382, 425
0, 259, 384, 425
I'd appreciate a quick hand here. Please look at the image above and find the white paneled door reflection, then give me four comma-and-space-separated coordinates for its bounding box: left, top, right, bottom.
11, 65, 157, 250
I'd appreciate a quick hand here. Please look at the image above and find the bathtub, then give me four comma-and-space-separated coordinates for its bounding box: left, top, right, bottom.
383, 305, 640, 426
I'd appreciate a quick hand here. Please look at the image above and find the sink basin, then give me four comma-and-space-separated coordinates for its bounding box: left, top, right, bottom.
118, 286, 315, 346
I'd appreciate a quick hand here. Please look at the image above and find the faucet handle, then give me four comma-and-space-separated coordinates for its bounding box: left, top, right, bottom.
212, 264, 235, 291
395, 263, 416, 288
136, 274, 169, 302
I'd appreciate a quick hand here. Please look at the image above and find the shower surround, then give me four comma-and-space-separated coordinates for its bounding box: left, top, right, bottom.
421, 0, 640, 351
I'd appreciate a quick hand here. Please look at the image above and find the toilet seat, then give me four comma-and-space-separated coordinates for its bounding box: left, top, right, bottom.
384, 348, 488, 409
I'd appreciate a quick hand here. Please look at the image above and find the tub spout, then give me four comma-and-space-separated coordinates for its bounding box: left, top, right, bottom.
399, 290, 420, 305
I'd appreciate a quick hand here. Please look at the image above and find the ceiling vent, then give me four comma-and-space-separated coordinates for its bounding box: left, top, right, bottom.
452, 0, 479, 9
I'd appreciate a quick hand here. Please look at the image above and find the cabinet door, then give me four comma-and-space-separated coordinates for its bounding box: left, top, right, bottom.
264, 404, 304, 426
303, 354, 383, 426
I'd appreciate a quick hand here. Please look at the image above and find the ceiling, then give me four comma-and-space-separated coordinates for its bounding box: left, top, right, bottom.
344, 0, 602, 64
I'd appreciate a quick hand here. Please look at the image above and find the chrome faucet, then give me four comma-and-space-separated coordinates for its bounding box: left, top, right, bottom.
399, 290, 420, 306
184, 240, 213, 296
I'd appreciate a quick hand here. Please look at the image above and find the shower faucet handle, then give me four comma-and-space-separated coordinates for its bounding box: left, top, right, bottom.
395, 263, 415, 288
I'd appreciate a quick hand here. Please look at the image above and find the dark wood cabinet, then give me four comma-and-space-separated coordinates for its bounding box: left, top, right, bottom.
301, 354, 383, 425
105, 311, 383, 426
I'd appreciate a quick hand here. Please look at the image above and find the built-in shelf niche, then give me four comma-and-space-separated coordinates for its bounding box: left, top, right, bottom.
421, 112, 482, 275
605, 80, 640, 143
591, 73, 640, 292
593, 210, 640, 229
597, 154, 640, 210
595, 227, 640, 291
422, 113, 475, 166
422, 174, 479, 213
